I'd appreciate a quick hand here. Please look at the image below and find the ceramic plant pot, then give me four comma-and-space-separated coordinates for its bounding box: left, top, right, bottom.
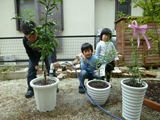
86, 80, 111, 105
0, 67, 28, 80
30, 76, 59, 112
121, 78, 148, 120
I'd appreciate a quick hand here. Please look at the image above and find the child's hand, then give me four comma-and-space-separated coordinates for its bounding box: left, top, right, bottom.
94, 70, 100, 73
114, 60, 118, 65
81, 54, 86, 64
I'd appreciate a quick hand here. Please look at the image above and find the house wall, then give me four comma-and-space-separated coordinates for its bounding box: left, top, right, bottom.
0, 0, 144, 63
0, 0, 26, 63
0, 0, 23, 37
95, 0, 116, 34
59, 0, 95, 59
0, 0, 144, 37
131, 2, 143, 16
62, 0, 95, 36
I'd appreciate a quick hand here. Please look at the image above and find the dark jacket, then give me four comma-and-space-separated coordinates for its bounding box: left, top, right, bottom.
23, 35, 57, 66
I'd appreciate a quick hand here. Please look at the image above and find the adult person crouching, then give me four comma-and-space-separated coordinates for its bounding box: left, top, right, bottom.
21, 20, 60, 98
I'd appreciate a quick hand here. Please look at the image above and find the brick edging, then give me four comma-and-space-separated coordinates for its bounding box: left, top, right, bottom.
143, 98, 160, 112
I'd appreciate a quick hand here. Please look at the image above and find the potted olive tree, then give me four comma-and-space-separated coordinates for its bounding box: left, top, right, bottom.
118, 0, 160, 117
121, 20, 150, 120
12, 0, 63, 112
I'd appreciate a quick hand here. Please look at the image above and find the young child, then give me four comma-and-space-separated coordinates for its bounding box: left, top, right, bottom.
79, 43, 100, 93
95, 28, 119, 82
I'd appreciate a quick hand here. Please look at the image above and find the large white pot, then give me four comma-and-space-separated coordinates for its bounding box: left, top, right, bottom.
121, 78, 148, 120
30, 76, 59, 112
86, 80, 111, 105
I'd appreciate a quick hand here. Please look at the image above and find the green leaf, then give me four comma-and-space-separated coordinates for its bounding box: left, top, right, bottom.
28, 31, 34, 36
48, 7, 55, 12
38, 1, 45, 5
45, 6, 48, 11
47, 12, 54, 16
41, 11, 45, 14
54, 39, 58, 47
40, 17, 46, 21
41, 50, 45, 61
48, 50, 52, 56
56, 0, 63, 4
50, 3, 57, 7
30, 15, 36, 18
50, 46, 55, 52
48, 21, 56, 26
55, 5, 58, 10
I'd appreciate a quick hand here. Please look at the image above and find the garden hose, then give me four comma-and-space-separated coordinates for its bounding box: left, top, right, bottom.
63, 62, 122, 120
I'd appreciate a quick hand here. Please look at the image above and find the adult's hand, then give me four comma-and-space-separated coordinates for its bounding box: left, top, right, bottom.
53, 62, 60, 69
35, 65, 40, 71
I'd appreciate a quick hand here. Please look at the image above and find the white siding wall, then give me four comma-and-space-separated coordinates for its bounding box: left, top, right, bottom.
131, 2, 143, 16
0, 0, 23, 37
59, 0, 95, 59
0, 0, 144, 37
62, 0, 95, 35
95, 0, 115, 34
0, 0, 143, 63
0, 0, 26, 63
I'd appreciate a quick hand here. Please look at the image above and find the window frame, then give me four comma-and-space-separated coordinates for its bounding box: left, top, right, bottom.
115, 0, 131, 29
14, 0, 64, 31
14, 0, 21, 31
115, 0, 131, 20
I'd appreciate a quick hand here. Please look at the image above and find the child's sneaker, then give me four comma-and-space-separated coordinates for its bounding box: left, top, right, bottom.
107, 79, 110, 82
107, 80, 112, 88
79, 86, 85, 93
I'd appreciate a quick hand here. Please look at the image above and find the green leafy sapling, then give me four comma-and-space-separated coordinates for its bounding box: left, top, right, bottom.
128, 39, 143, 86
125, 20, 151, 87
93, 41, 118, 81
12, 0, 63, 85
94, 28, 119, 81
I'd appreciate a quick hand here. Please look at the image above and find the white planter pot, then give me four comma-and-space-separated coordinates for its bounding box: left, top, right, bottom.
0, 67, 28, 80
30, 76, 59, 112
86, 80, 111, 105
121, 78, 148, 120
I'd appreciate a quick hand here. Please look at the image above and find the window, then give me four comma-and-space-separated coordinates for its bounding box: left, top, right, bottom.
14, 0, 64, 33
19, 0, 36, 20
14, 0, 35, 30
115, 0, 131, 20
14, 0, 63, 51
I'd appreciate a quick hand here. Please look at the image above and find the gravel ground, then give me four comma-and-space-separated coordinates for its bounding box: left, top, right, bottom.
0, 70, 160, 120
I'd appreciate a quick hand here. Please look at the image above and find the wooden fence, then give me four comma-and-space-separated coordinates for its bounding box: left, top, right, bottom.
115, 17, 160, 67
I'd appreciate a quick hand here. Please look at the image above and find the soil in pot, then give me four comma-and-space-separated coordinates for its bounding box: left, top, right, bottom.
89, 81, 108, 89
34, 79, 56, 86
144, 80, 160, 103
124, 80, 144, 87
